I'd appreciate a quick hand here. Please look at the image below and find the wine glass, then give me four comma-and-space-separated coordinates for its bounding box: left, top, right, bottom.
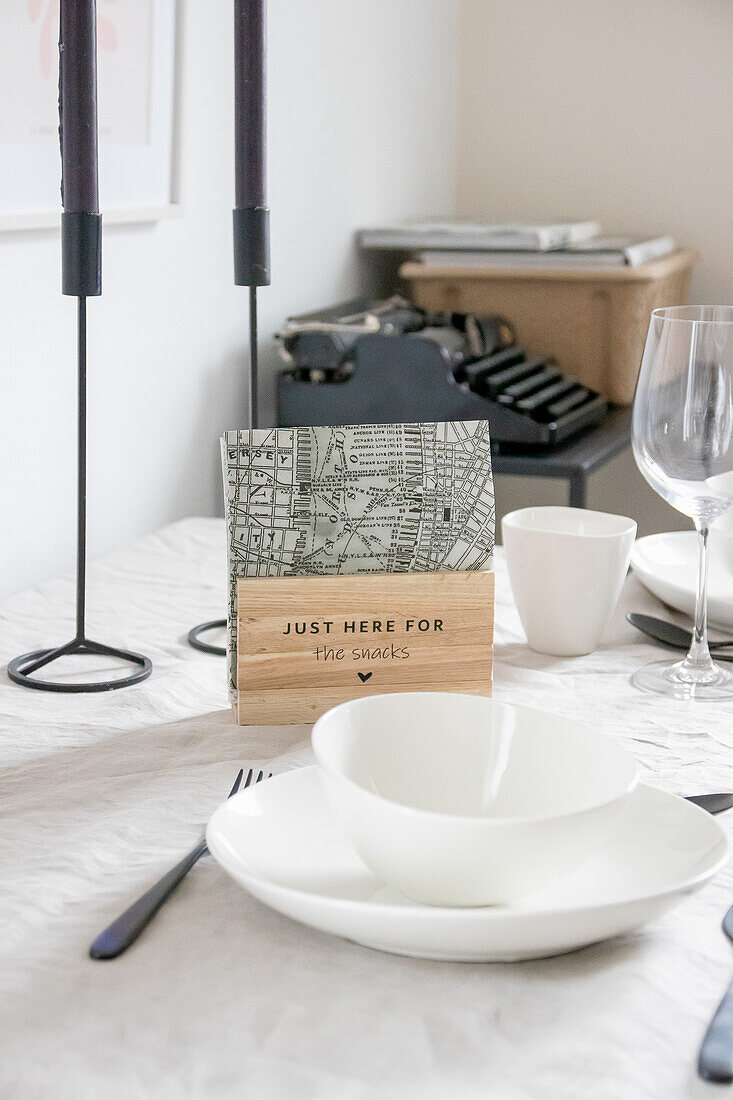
632, 305, 733, 699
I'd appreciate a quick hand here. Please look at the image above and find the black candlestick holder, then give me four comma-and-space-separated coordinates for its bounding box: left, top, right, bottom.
187, 206, 270, 659
7, 213, 153, 693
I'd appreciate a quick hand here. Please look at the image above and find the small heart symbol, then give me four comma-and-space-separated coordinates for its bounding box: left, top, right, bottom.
357, 672, 372, 682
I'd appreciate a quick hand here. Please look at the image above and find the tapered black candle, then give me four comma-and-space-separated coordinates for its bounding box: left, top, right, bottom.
59, 0, 99, 214
233, 1, 270, 295
234, 0, 266, 209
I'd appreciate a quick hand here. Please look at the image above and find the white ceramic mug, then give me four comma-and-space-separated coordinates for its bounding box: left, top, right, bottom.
501, 506, 637, 657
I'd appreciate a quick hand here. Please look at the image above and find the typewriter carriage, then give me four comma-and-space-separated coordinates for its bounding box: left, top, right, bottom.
276, 298, 608, 448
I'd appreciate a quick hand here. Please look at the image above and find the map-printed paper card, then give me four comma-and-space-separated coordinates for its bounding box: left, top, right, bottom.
222, 421, 494, 693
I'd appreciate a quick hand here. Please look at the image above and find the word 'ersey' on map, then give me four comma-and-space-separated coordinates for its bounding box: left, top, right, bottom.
222, 420, 495, 692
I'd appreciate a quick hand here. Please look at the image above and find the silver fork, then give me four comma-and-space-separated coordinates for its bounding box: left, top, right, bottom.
89, 768, 271, 960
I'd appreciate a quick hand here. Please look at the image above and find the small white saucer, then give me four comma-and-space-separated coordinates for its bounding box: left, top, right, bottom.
206, 767, 728, 962
631, 532, 733, 631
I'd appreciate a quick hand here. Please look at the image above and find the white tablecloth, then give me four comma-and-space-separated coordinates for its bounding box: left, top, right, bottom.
2, 518, 733, 1100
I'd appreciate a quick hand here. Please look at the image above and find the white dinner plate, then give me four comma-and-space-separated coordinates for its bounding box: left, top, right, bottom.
206, 767, 728, 962
631, 532, 733, 630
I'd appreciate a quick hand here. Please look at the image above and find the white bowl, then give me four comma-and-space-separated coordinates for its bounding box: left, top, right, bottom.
311, 693, 639, 907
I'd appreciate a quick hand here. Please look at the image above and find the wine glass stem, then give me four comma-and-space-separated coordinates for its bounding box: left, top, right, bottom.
687, 524, 713, 669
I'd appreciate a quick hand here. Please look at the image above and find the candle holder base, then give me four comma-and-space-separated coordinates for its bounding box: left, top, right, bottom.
7, 637, 152, 694
187, 619, 226, 656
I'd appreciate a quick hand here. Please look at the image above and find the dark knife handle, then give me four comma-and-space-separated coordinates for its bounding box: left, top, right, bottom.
89, 839, 208, 960
699, 978, 733, 1083
686, 793, 733, 815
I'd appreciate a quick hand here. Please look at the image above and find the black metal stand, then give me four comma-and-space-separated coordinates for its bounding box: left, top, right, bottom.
187, 207, 270, 659
8, 215, 152, 693
187, 620, 227, 656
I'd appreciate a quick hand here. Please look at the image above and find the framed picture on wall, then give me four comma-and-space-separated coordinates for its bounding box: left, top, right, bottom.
0, 0, 180, 230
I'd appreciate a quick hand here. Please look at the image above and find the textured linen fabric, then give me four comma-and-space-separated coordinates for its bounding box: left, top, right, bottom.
1, 517, 732, 1100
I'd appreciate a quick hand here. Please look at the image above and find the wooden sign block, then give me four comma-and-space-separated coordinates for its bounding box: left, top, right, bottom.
235, 570, 494, 725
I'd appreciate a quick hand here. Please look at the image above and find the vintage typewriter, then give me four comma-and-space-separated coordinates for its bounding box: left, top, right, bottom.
276, 296, 608, 447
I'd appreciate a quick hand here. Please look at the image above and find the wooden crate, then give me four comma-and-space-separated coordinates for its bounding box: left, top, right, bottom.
400, 248, 696, 405
235, 570, 494, 725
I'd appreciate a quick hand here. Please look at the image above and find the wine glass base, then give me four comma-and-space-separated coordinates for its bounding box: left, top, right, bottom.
631, 658, 733, 700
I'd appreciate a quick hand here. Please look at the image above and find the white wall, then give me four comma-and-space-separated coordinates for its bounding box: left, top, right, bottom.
457, 0, 733, 536
458, 0, 732, 303
5, 0, 730, 598
0, 0, 460, 599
